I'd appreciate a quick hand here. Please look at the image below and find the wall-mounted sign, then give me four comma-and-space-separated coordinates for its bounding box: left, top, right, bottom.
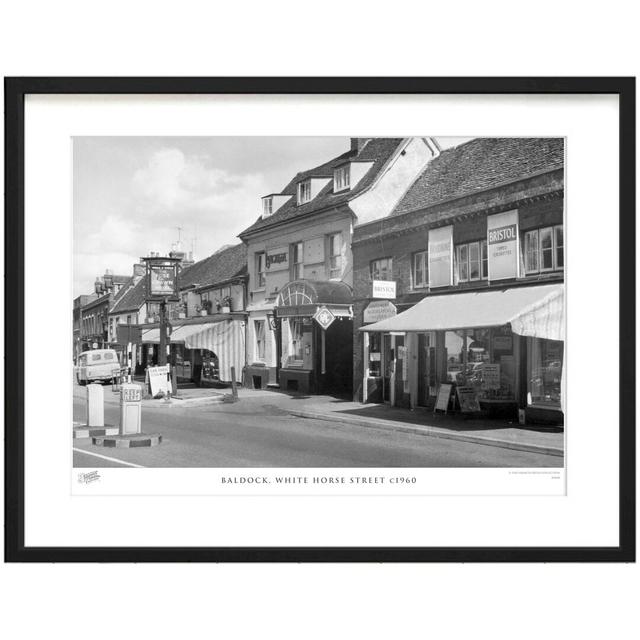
363, 300, 397, 323
487, 210, 519, 280
313, 305, 336, 330
428, 225, 453, 287
372, 280, 396, 299
266, 247, 289, 271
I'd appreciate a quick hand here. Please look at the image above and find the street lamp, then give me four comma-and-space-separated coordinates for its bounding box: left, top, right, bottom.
141, 255, 181, 367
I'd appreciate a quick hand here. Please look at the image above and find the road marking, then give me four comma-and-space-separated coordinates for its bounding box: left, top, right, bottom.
73, 447, 145, 468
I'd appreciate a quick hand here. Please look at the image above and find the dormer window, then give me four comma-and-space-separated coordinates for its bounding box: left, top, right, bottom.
262, 197, 273, 217
334, 165, 350, 192
297, 180, 312, 205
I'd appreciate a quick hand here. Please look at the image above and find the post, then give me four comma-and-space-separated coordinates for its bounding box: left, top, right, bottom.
86, 383, 104, 428
231, 366, 238, 400
158, 298, 167, 366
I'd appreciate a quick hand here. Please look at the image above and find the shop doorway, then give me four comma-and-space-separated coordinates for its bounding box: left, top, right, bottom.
417, 332, 436, 407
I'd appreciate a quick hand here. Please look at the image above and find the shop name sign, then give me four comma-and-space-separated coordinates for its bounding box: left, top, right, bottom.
266, 249, 288, 270
364, 300, 397, 323
488, 224, 517, 244
372, 280, 396, 299
487, 210, 519, 281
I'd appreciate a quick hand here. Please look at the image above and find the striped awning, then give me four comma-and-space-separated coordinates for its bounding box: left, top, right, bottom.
141, 320, 225, 344
184, 320, 245, 383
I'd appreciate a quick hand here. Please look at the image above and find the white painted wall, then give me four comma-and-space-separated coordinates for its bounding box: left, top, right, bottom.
350, 137, 438, 225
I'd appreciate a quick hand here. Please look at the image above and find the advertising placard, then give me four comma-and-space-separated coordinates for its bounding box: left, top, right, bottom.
428, 226, 453, 287
456, 386, 482, 413
482, 363, 501, 390
487, 210, 519, 280
148, 365, 170, 397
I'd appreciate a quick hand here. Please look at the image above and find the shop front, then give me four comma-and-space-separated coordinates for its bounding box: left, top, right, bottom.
275, 280, 353, 395
360, 283, 564, 425
134, 313, 246, 386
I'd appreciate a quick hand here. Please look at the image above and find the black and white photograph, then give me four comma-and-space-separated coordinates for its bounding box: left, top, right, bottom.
5, 77, 632, 564
72, 134, 565, 472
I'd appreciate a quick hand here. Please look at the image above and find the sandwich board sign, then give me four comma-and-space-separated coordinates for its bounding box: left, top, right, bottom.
434, 383, 453, 413
456, 386, 482, 413
147, 364, 171, 397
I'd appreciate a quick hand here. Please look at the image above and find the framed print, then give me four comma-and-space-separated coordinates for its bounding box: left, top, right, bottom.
4, 77, 635, 562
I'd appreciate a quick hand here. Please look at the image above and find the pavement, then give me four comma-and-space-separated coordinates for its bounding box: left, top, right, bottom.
75, 382, 564, 458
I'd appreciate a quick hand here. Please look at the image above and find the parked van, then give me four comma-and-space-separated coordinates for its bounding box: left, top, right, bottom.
76, 349, 121, 385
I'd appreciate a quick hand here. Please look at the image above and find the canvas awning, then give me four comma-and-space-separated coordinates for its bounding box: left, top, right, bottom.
360, 284, 564, 341
184, 320, 244, 383
140, 318, 226, 344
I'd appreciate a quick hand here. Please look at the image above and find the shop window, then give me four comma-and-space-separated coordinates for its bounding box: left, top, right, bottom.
255, 252, 266, 288
524, 225, 563, 274
412, 251, 428, 288
371, 257, 393, 281
291, 242, 304, 280
328, 233, 342, 279
445, 326, 515, 400
254, 320, 266, 361
456, 241, 487, 283
527, 337, 563, 407
282, 319, 304, 367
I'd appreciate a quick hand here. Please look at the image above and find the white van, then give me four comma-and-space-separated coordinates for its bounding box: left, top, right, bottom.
76, 349, 121, 385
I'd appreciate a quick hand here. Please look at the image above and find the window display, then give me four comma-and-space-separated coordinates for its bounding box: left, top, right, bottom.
445, 325, 515, 400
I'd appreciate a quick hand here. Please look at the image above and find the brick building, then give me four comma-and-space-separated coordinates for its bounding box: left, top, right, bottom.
352, 138, 565, 425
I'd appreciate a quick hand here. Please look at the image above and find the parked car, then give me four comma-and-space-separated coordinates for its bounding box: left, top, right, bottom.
76, 349, 121, 385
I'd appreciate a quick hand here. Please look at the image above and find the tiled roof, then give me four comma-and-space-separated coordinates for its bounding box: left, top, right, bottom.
109, 278, 145, 314
179, 243, 248, 291
239, 138, 405, 236
392, 137, 564, 216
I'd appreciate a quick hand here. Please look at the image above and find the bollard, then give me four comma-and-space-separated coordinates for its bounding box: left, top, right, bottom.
86, 383, 105, 428
231, 366, 238, 400
120, 383, 142, 435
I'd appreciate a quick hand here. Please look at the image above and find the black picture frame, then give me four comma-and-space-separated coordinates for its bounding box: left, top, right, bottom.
4, 77, 635, 563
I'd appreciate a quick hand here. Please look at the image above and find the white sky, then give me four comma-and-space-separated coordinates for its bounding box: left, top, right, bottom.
73, 136, 473, 297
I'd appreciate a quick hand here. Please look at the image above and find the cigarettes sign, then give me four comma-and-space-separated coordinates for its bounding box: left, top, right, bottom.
428, 225, 453, 287
487, 210, 519, 280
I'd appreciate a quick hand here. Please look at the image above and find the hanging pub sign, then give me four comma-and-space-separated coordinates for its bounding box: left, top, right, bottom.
363, 300, 397, 323
313, 305, 336, 330
428, 225, 453, 287
143, 256, 181, 302
487, 210, 520, 280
